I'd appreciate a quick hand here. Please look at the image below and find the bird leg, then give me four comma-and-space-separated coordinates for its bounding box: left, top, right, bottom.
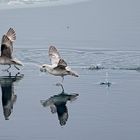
61, 84, 64, 93
8, 72, 11, 77
15, 72, 20, 77
61, 76, 64, 83
56, 83, 64, 93
14, 65, 20, 70
2, 64, 11, 72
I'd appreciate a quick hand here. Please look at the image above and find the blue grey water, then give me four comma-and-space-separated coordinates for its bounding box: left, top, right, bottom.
0, 0, 140, 140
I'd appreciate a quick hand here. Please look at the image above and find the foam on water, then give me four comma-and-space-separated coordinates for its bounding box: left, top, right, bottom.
14, 48, 140, 73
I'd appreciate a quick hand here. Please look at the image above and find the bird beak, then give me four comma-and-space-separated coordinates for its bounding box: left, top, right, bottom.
40, 66, 46, 72
40, 66, 43, 72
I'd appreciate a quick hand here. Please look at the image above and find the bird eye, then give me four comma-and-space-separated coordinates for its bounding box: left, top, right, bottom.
42, 66, 46, 68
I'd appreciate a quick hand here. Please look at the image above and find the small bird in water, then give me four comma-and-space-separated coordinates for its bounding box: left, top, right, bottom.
0, 28, 23, 72
40, 46, 78, 82
100, 72, 112, 87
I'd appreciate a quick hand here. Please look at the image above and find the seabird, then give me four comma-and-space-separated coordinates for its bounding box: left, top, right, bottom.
0, 28, 23, 72
40, 46, 78, 81
100, 72, 112, 87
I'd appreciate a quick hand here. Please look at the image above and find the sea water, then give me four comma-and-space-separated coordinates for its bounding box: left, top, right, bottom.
0, 0, 140, 140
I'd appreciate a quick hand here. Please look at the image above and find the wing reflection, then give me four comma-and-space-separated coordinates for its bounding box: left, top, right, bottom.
0, 73, 24, 120
41, 83, 79, 126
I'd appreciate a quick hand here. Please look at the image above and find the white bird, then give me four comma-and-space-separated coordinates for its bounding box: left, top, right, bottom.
40, 46, 78, 82
0, 28, 23, 72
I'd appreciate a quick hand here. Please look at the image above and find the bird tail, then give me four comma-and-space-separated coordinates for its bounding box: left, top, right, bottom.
69, 71, 79, 77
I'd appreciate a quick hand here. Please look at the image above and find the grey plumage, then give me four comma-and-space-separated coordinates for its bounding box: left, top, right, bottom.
0, 28, 23, 71
40, 46, 78, 81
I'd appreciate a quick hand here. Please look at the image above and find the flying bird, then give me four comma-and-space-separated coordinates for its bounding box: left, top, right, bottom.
40, 46, 78, 81
0, 28, 23, 72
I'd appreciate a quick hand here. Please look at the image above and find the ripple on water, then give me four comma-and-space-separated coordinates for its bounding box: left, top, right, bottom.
14, 48, 140, 73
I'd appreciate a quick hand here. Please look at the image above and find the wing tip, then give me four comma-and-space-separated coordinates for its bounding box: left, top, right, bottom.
49, 45, 58, 54
6, 27, 16, 42
49, 45, 56, 50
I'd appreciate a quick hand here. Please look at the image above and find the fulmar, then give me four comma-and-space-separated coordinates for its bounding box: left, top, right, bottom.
40, 46, 78, 81
0, 28, 23, 72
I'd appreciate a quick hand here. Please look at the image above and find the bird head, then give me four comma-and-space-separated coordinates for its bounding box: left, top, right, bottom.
40, 64, 50, 72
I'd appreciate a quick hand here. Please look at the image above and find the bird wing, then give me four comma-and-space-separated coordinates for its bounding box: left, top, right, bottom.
57, 105, 68, 126
50, 105, 57, 114
49, 46, 61, 65
58, 59, 67, 67
54, 59, 67, 70
1, 28, 16, 58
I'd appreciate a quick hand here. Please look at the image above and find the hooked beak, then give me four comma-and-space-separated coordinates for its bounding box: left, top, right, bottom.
40, 65, 47, 72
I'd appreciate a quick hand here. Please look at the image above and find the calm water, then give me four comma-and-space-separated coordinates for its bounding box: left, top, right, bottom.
0, 0, 140, 139
0, 0, 88, 9
0, 47, 140, 140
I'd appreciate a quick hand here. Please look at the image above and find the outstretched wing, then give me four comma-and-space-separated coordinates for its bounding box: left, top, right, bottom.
49, 46, 61, 66
1, 28, 16, 58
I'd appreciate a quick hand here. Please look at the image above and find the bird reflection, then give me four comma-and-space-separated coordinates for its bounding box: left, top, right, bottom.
0, 73, 24, 120
41, 83, 79, 126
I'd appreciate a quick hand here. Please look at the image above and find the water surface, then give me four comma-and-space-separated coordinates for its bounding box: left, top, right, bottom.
0, 0, 140, 139
0, 47, 140, 140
